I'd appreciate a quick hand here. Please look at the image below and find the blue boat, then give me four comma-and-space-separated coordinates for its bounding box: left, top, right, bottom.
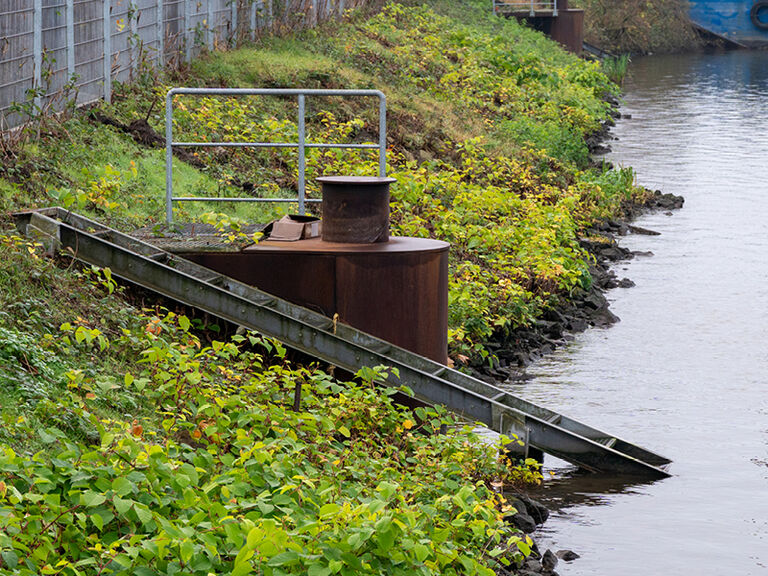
690, 1, 768, 47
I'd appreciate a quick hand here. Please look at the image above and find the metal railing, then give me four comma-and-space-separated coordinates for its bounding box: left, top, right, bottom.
492, 0, 558, 16
165, 87, 387, 224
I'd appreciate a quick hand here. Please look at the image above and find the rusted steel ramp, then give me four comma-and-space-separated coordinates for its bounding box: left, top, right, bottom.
16, 208, 672, 478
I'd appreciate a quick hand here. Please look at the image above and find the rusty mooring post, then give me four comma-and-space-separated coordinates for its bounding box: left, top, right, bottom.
317, 176, 396, 243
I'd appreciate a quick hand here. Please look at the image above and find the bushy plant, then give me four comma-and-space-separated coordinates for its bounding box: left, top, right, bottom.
0, 308, 536, 576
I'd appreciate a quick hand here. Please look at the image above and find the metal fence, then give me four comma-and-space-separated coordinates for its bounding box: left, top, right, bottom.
165, 87, 387, 222
0, 0, 353, 130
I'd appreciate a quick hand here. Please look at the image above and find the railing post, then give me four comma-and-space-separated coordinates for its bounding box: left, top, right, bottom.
33, 0, 42, 111
529, 0, 534, 17
553, 0, 558, 17
297, 93, 306, 215
66, 0, 75, 81
103, 0, 112, 103
166, 90, 174, 224
378, 94, 386, 177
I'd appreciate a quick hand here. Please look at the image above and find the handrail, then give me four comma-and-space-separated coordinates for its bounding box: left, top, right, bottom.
492, 0, 558, 17
165, 87, 388, 224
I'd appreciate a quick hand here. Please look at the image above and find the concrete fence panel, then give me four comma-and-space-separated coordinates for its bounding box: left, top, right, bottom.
1, 0, 364, 130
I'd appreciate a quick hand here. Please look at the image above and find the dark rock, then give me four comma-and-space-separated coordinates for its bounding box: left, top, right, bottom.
515, 495, 550, 525
530, 538, 541, 557
567, 317, 588, 332
583, 291, 606, 310
507, 512, 537, 534
590, 305, 620, 327
556, 550, 580, 562
618, 278, 635, 288
631, 250, 654, 257
648, 190, 684, 210
509, 498, 528, 516
469, 369, 497, 385
517, 571, 540, 576
541, 549, 558, 572
600, 245, 631, 261
524, 559, 543, 572
542, 307, 566, 324
622, 113, 633, 119
628, 224, 661, 236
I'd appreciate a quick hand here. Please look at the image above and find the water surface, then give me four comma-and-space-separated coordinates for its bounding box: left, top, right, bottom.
505, 52, 768, 575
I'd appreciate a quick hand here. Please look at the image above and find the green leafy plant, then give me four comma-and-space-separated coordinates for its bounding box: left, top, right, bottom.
0, 311, 538, 575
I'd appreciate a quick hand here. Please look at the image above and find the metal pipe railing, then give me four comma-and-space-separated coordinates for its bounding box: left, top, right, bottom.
492, 0, 557, 16
165, 87, 387, 224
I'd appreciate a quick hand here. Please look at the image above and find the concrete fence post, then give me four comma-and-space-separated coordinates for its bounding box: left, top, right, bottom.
184, 0, 192, 61
231, 0, 238, 45
207, 0, 214, 50
250, 0, 257, 40
130, 1, 138, 76
33, 0, 42, 111
66, 0, 75, 81
103, 0, 112, 103
157, 0, 165, 65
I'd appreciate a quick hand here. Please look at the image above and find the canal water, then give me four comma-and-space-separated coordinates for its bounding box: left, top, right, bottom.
504, 51, 768, 574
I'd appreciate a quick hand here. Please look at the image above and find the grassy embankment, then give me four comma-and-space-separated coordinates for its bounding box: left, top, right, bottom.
1, 0, 648, 573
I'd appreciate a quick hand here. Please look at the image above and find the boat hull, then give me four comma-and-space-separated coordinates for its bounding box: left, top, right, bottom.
690, 1, 768, 47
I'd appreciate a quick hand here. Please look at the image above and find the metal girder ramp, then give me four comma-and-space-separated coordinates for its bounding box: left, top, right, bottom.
16, 208, 672, 478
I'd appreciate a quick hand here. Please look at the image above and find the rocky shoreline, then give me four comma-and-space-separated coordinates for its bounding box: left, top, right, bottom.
476, 101, 684, 574
498, 492, 579, 576
473, 188, 683, 385
487, 188, 683, 576
471, 92, 684, 384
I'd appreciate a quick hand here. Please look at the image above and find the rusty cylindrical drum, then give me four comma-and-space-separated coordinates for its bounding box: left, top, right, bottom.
318, 176, 396, 243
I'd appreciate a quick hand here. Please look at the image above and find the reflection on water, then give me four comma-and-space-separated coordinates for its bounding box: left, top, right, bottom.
503, 52, 768, 575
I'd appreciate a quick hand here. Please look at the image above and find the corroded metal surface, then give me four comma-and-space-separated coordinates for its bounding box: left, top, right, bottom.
132, 222, 267, 253
188, 236, 450, 363
318, 176, 396, 243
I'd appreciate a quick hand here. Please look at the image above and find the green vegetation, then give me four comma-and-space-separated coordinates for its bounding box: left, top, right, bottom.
0, 0, 653, 363
601, 54, 631, 85
1, 0, 651, 573
0, 234, 536, 575
0, 0, 654, 364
